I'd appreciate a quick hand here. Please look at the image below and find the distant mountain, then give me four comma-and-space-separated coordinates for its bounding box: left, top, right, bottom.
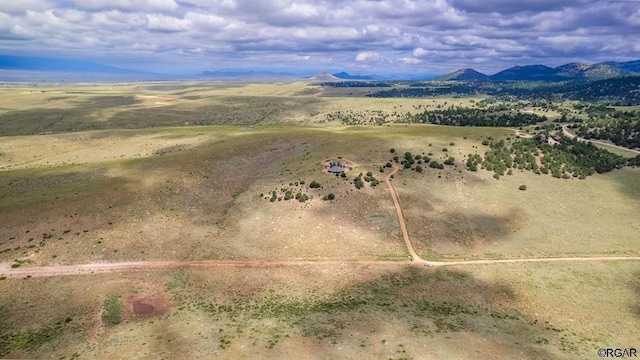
0, 55, 140, 74
555, 63, 590, 77
490, 65, 562, 81
434, 68, 488, 81
621, 60, 640, 73
305, 72, 340, 81
485, 60, 640, 81
332, 72, 375, 80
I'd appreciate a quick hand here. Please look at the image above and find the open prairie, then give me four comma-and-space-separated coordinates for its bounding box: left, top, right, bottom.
0, 82, 638, 359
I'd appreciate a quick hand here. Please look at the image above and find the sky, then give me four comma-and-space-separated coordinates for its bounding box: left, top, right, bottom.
0, 0, 639, 76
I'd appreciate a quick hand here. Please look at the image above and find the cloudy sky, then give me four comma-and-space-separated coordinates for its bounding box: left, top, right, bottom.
1, 0, 639, 75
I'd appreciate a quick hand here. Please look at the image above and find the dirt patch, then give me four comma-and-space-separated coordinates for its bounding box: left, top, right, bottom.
124, 289, 172, 320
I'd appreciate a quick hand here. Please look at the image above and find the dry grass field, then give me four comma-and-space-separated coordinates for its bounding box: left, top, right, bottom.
0, 82, 638, 359
0, 261, 637, 359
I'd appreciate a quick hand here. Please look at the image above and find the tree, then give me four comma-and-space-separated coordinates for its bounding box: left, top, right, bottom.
519, 184, 527, 191
415, 165, 423, 173
309, 181, 321, 188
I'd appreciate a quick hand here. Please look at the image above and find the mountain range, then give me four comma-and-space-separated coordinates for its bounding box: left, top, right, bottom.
436, 60, 640, 81
2, 54, 640, 82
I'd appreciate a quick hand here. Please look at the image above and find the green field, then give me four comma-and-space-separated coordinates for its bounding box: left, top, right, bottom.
0, 82, 638, 359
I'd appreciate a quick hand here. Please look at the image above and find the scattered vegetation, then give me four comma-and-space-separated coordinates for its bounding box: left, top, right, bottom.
0, 318, 76, 357
102, 295, 123, 326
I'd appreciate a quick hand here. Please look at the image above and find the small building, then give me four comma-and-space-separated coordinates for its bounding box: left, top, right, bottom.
327, 165, 345, 174
326, 160, 346, 174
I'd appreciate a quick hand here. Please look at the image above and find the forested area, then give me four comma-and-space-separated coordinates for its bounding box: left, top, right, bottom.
364, 76, 640, 105
477, 136, 627, 180
409, 107, 547, 127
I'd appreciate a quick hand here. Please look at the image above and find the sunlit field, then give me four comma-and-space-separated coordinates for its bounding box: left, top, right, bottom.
1, 82, 638, 359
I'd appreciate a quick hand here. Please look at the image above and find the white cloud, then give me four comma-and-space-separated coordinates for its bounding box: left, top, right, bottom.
355, 51, 380, 62
0, 0, 638, 75
399, 57, 422, 64
74, 0, 179, 13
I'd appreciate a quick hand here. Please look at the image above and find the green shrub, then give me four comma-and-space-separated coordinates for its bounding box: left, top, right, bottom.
323, 193, 335, 201
519, 185, 527, 191
309, 181, 321, 188
102, 295, 122, 326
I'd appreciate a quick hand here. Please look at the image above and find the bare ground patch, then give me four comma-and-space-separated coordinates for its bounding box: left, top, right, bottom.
124, 288, 173, 320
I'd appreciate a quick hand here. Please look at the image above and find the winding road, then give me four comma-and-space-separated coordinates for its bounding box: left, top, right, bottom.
1, 158, 639, 279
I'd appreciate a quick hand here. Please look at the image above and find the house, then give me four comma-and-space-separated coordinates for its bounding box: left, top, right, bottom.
327, 164, 345, 174
327, 160, 346, 174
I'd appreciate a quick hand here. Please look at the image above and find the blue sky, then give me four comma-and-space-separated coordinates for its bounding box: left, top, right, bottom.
1, 0, 639, 75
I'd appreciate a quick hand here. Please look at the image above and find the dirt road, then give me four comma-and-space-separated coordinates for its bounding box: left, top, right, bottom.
2, 256, 640, 279
384, 163, 422, 262
2, 158, 639, 279
0, 260, 402, 279
562, 126, 640, 155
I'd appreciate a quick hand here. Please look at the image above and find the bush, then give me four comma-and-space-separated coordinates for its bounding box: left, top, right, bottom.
444, 157, 455, 165
309, 181, 321, 188
390, 148, 396, 153
415, 165, 423, 173
385, 162, 393, 168
323, 193, 335, 201
519, 184, 527, 191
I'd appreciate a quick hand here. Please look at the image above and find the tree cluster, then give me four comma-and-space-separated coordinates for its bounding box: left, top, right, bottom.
477, 135, 626, 180
408, 107, 547, 127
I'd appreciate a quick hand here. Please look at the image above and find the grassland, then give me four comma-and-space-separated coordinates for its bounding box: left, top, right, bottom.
0, 82, 638, 359
0, 262, 637, 359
